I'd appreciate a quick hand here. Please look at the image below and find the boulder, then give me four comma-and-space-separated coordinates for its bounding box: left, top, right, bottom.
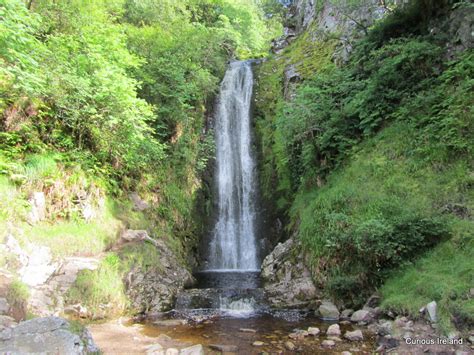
326, 324, 341, 337
322, 339, 335, 348
179, 344, 204, 355
126, 239, 195, 314
209, 344, 238, 352
319, 301, 340, 320
261, 238, 319, 309
0, 316, 98, 354
351, 309, 371, 323
344, 329, 364, 341
341, 309, 354, 319
426, 301, 437, 322
307, 327, 320, 336
285, 341, 296, 351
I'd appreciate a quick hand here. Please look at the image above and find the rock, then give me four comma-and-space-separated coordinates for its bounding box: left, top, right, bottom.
64, 304, 88, 318
27, 191, 46, 224
376, 335, 400, 350
165, 349, 179, 355
0, 316, 98, 354
146, 343, 164, 355
322, 339, 335, 348
326, 324, 341, 337
365, 294, 381, 308
239, 328, 256, 333
126, 238, 195, 314
129, 192, 149, 211
344, 329, 364, 341
341, 309, 354, 319
20, 245, 57, 287
121, 229, 149, 243
319, 301, 340, 320
307, 327, 320, 336
153, 319, 186, 327
261, 238, 319, 309
468, 335, 474, 344
289, 330, 308, 340
209, 344, 238, 352
341, 352, 352, 355
0, 298, 9, 315
179, 344, 204, 355
252, 341, 265, 347
351, 309, 371, 323
0, 315, 16, 331
426, 301, 437, 322
285, 341, 296, 351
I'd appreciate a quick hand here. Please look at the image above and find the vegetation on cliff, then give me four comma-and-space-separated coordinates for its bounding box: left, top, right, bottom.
255, 0, 473, 332
0, 0, 281, 318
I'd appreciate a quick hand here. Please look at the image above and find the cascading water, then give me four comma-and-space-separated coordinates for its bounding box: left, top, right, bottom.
176, 61, 262, 318
208, 60, 259, 271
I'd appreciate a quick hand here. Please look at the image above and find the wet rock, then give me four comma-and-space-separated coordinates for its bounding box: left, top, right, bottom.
376, 334, 400, 351
341, 309, 354, 319
252, 341, 265, 347
351, 309, 371, 323
426, 301, 437, 322
209, 344, 238, 352
289, 330, 308, 340
285, 340, 296, 351
179, 344, 204, 355
0, 316, 98, 354
239, 327, 256, 333
307, 327, 320, 336
261, 238, 319, 309
319, 301, 340, 320
326, 324, 341, 337
153, 319, 186, 327
322, 339, 335, 348
344, 329, 364, 341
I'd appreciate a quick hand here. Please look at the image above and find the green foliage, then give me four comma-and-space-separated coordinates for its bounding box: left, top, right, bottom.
255, 0, 473, 329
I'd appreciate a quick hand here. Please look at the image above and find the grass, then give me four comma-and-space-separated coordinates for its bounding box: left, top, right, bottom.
381, 233, 474, 334
289, 119, 473, 326
66, 253, 129, 318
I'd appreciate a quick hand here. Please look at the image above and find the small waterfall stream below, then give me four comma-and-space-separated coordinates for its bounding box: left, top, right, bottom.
140, 61, 375, 354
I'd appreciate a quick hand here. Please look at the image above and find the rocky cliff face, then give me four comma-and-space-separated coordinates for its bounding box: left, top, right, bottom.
288, 0, 387, 62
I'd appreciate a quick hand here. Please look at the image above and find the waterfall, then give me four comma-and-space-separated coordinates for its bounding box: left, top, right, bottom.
208, 61, 259, 271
